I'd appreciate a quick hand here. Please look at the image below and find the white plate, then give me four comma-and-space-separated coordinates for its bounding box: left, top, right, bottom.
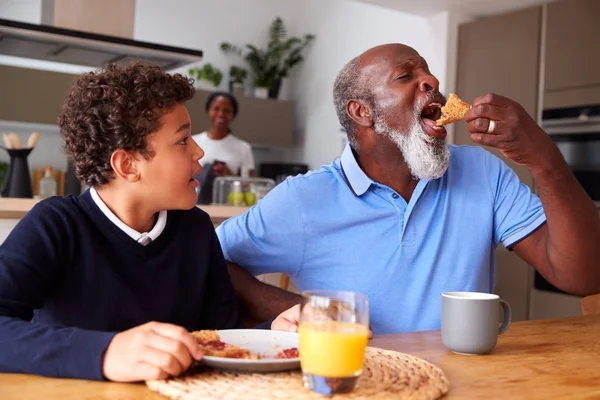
201, 329, 300, 373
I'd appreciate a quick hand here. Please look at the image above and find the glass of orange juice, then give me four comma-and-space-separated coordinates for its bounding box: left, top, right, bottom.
299, 290, 369, 396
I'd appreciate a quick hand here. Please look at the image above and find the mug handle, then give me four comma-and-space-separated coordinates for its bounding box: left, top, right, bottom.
498, 299, 511, 334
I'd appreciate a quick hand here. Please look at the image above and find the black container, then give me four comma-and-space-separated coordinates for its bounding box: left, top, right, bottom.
63, 159, 82, 196
1, 148, 33, 198
268, 78, 282, 99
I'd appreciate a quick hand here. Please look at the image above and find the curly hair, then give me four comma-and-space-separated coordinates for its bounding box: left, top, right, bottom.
58, 63, 195, 187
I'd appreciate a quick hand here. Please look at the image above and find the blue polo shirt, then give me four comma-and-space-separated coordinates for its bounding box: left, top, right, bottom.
217, 145, 546, 334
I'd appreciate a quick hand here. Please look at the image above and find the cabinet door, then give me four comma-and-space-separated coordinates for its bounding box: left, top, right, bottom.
455, 6, 542, 172
545, 0, 600, 92
455, 6, 543, 322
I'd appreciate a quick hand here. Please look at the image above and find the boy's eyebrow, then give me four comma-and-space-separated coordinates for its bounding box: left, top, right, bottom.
175, 123, 191, 133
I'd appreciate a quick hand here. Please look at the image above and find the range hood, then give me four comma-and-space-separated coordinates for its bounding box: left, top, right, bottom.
0, 18, 203, 71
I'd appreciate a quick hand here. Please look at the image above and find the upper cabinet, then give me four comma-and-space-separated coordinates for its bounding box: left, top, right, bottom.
545, 0, 600, 91
544, 0, 600, 108
456, 0, 600, 115
455, 6, 542, 189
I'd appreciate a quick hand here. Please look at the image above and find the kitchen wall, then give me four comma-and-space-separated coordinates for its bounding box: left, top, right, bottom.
134, 0, 453, 169
1, 0, 456, 170
283, 2, 450, 168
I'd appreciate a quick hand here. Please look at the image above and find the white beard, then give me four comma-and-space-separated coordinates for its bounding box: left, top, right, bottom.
374, 116, 450, 180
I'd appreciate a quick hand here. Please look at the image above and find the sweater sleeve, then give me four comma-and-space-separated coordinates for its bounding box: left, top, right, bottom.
198, 226, 244, 330
0, 201, 117, 380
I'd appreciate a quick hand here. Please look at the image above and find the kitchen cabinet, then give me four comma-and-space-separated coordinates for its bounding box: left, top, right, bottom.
0, 65, 295, 148
0, 65, 72, 126
544, 0, 600, 107
454, 6, 543, 322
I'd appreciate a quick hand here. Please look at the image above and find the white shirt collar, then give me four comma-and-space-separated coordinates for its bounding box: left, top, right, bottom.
90, 187, 167, 245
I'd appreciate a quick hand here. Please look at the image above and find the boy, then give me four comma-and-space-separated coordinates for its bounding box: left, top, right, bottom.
0, 63, 265, 382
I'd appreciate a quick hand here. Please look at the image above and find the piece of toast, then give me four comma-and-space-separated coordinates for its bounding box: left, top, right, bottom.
436, 93, 471, 126
191, 330, 259, 359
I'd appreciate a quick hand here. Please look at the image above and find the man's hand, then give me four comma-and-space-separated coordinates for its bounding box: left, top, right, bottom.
271, 304, 373, 338
102, 322, 203, 382
464, 93, 557, 168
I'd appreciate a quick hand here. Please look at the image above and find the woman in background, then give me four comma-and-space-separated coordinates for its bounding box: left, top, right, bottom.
192, 92, 255, 177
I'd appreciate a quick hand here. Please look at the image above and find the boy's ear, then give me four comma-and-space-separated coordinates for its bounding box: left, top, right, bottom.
110, 149, 140, 183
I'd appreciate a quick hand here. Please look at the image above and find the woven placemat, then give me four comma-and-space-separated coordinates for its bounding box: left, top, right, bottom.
146, 347, 449, 399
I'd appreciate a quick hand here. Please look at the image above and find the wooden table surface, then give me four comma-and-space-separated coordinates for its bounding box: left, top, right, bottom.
1, 315, 599, 399
370, 315, 600, 399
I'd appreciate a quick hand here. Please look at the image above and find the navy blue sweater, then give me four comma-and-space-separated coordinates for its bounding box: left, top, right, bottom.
0, 190, 242, 380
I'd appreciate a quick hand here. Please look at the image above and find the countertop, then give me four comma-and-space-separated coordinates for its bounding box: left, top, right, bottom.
0, 197, 249, 223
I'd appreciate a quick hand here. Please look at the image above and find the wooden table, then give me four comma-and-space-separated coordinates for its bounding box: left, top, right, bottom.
371, 315, 600, 399
1, 315, 599, 399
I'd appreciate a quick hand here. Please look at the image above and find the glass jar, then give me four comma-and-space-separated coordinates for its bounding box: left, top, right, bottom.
212, 177, 276, 206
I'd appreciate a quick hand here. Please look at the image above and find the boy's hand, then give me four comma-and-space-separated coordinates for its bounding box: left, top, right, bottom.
102, 321, 203, 382
271, 304, 373, 339
271, 304, 301, 332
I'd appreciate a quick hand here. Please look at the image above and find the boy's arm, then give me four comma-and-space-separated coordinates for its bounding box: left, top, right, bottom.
0, 204, 202, 381
0, 203, 117, 379
198, 228, 244, 329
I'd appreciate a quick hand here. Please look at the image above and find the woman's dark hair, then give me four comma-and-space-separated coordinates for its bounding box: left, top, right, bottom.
205, 91, 239, 117
58, 63, 195, 187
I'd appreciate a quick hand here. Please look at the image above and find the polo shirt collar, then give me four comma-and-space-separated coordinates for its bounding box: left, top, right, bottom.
340, 144, 373, 196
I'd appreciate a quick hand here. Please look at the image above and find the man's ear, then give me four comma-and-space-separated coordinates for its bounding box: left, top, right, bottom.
347, 100, 373, 128
110, 149, 140, 183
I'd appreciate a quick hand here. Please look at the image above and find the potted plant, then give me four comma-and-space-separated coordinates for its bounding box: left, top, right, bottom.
266, 17, 315, 99
229, 65, 248, 97
188, 63, 223, 91
222, 42, 275, 98
221, 17, 314, 99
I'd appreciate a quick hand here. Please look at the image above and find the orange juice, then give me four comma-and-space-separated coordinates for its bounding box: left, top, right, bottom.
299, 321, 368, 377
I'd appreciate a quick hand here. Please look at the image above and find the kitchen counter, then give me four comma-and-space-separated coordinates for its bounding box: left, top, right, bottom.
0, 198, 249, 225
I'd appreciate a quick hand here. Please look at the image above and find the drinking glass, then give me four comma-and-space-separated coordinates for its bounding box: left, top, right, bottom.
299, 290, 369, 396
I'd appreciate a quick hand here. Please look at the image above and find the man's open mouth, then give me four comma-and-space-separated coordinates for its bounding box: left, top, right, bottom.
420, 102, 443, 123
418, 100, 447, 139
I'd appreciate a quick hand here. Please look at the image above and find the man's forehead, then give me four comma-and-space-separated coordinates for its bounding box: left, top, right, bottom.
360, 44, 420, 67
357, 44, 423, 79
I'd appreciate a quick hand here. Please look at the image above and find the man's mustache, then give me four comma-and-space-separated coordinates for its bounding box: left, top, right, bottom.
424, 90, 447, 105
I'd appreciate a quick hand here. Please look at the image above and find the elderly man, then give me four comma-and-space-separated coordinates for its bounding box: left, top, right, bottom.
218, 43, 600, 334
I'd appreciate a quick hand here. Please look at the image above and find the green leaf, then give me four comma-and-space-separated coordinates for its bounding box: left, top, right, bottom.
217, 17, 315, 89
269, 17, 286, 43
